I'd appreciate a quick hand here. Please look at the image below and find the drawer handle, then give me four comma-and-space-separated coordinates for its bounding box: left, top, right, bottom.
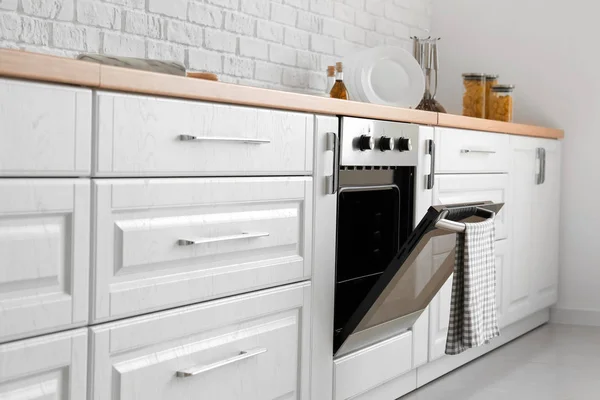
460, 149, 496, 154
178, 135, 271, 144
176, 348, 268, 378
177, 232, 270, 246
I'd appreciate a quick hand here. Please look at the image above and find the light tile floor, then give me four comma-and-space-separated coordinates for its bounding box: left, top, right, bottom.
403, 324, 600, 400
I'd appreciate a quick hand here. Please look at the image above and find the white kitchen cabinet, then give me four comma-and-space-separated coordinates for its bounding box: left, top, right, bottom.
94, 91, 314, 177
0, 328, 88, 399
91, 176, 312, 323
0, 179, 90, 343
505, 136, 561, 326
89, 282, 311, 400
0, 78, 92, 176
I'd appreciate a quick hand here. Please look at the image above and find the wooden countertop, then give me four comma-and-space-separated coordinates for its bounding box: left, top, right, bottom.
0, 49, 564, 139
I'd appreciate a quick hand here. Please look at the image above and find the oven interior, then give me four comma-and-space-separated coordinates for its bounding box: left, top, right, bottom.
333, 168, 415, 336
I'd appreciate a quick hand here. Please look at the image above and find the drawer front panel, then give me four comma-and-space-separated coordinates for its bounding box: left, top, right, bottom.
0, 78, 91, 176
90, 283, 311, 400
0, 180, 90, 343
333, 331, 413, 400
94, 91, 314, 176
92, 177, 313, 322
435, 128, 510, 173
0, 328, 88, 399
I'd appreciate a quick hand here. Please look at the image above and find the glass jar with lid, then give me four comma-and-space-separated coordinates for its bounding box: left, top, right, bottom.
462, 73, 486, 118
489, 84, 515, 122
485, 74, 499, 119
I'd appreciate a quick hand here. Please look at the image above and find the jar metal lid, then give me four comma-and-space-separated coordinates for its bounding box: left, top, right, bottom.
485, 74, 499, 79
491, 84, 515, 92
462, 73, 486, 80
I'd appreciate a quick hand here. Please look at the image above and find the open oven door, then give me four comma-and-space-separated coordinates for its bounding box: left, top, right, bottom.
334, 201, 504, 357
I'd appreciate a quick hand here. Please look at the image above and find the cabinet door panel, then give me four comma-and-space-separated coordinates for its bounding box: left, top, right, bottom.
532, 141, 561, 310
507, 137, 561, 325
0, 180, 90, 343
506, 137, 538, 325
0, 328, 88, 399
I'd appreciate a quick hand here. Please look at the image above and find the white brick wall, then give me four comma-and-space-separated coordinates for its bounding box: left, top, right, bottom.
0, 0, 431, 93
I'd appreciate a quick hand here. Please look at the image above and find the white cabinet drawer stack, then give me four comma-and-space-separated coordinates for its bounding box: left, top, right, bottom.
0, 79, 314, 400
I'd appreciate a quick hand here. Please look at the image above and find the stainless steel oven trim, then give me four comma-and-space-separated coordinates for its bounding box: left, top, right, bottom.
338, 184, 400, 193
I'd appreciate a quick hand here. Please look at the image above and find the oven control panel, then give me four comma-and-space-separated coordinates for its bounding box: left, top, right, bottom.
340, 117, 420, 167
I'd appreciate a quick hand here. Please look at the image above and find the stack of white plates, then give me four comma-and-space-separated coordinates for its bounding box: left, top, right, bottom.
344, 46, 425, 108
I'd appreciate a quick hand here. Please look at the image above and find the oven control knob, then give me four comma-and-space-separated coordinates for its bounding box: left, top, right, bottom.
379, 136, 395, 152
358, 135, 375, 151
397, 137, 413, 152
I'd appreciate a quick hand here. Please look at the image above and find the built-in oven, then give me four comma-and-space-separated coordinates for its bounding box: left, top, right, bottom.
332, 117, 503, 357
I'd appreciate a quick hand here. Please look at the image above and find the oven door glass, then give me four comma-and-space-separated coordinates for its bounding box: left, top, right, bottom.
334, 202, 504, 357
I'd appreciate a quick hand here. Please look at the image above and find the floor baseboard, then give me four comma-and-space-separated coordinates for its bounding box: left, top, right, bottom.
550, 307, 600, 326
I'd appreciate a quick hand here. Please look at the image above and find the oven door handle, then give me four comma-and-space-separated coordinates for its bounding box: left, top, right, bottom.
326, 131, 339, 195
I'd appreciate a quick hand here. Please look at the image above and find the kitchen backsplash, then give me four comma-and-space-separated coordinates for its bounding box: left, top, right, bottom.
0, 0, 431, 93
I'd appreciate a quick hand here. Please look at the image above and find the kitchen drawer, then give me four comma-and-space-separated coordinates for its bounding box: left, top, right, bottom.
94, 91, 314, 176
0, 328, 88, 399
333, 331, 414, 400
89, 282, 311, 400
92, 177, 313, 322
433, 173, 509, 241
435, 127, 510, 173
0, 179, 90, 343
0, 78, 92, 176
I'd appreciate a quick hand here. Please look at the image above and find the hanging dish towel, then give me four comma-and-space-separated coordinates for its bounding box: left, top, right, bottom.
445, 218, 499, 355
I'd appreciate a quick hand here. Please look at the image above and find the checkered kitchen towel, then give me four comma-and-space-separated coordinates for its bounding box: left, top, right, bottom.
445, 218, 499, 355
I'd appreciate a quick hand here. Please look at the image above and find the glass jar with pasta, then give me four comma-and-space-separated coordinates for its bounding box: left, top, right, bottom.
489, 84, 515, 122
485, 74, 499, 119
462, 73, 486, 118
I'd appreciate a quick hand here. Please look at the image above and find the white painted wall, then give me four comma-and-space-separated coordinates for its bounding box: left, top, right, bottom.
431, 0, 600, 322
0, 0, 431, 93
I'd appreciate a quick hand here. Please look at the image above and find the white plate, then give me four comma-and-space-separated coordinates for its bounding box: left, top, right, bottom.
342, 51, 366, 102
356, 46, 425, 108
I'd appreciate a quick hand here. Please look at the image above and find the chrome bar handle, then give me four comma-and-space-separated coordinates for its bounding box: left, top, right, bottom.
178, 135, 271, 144
460, 149, 496, 154
175, 348, 267, 378
541, 148, 547, 184
435, 208, 496, 233
535, 148, 545, 185
177, 232, 269, 246
425, 139, 435, 190
326, 131, 339, 195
